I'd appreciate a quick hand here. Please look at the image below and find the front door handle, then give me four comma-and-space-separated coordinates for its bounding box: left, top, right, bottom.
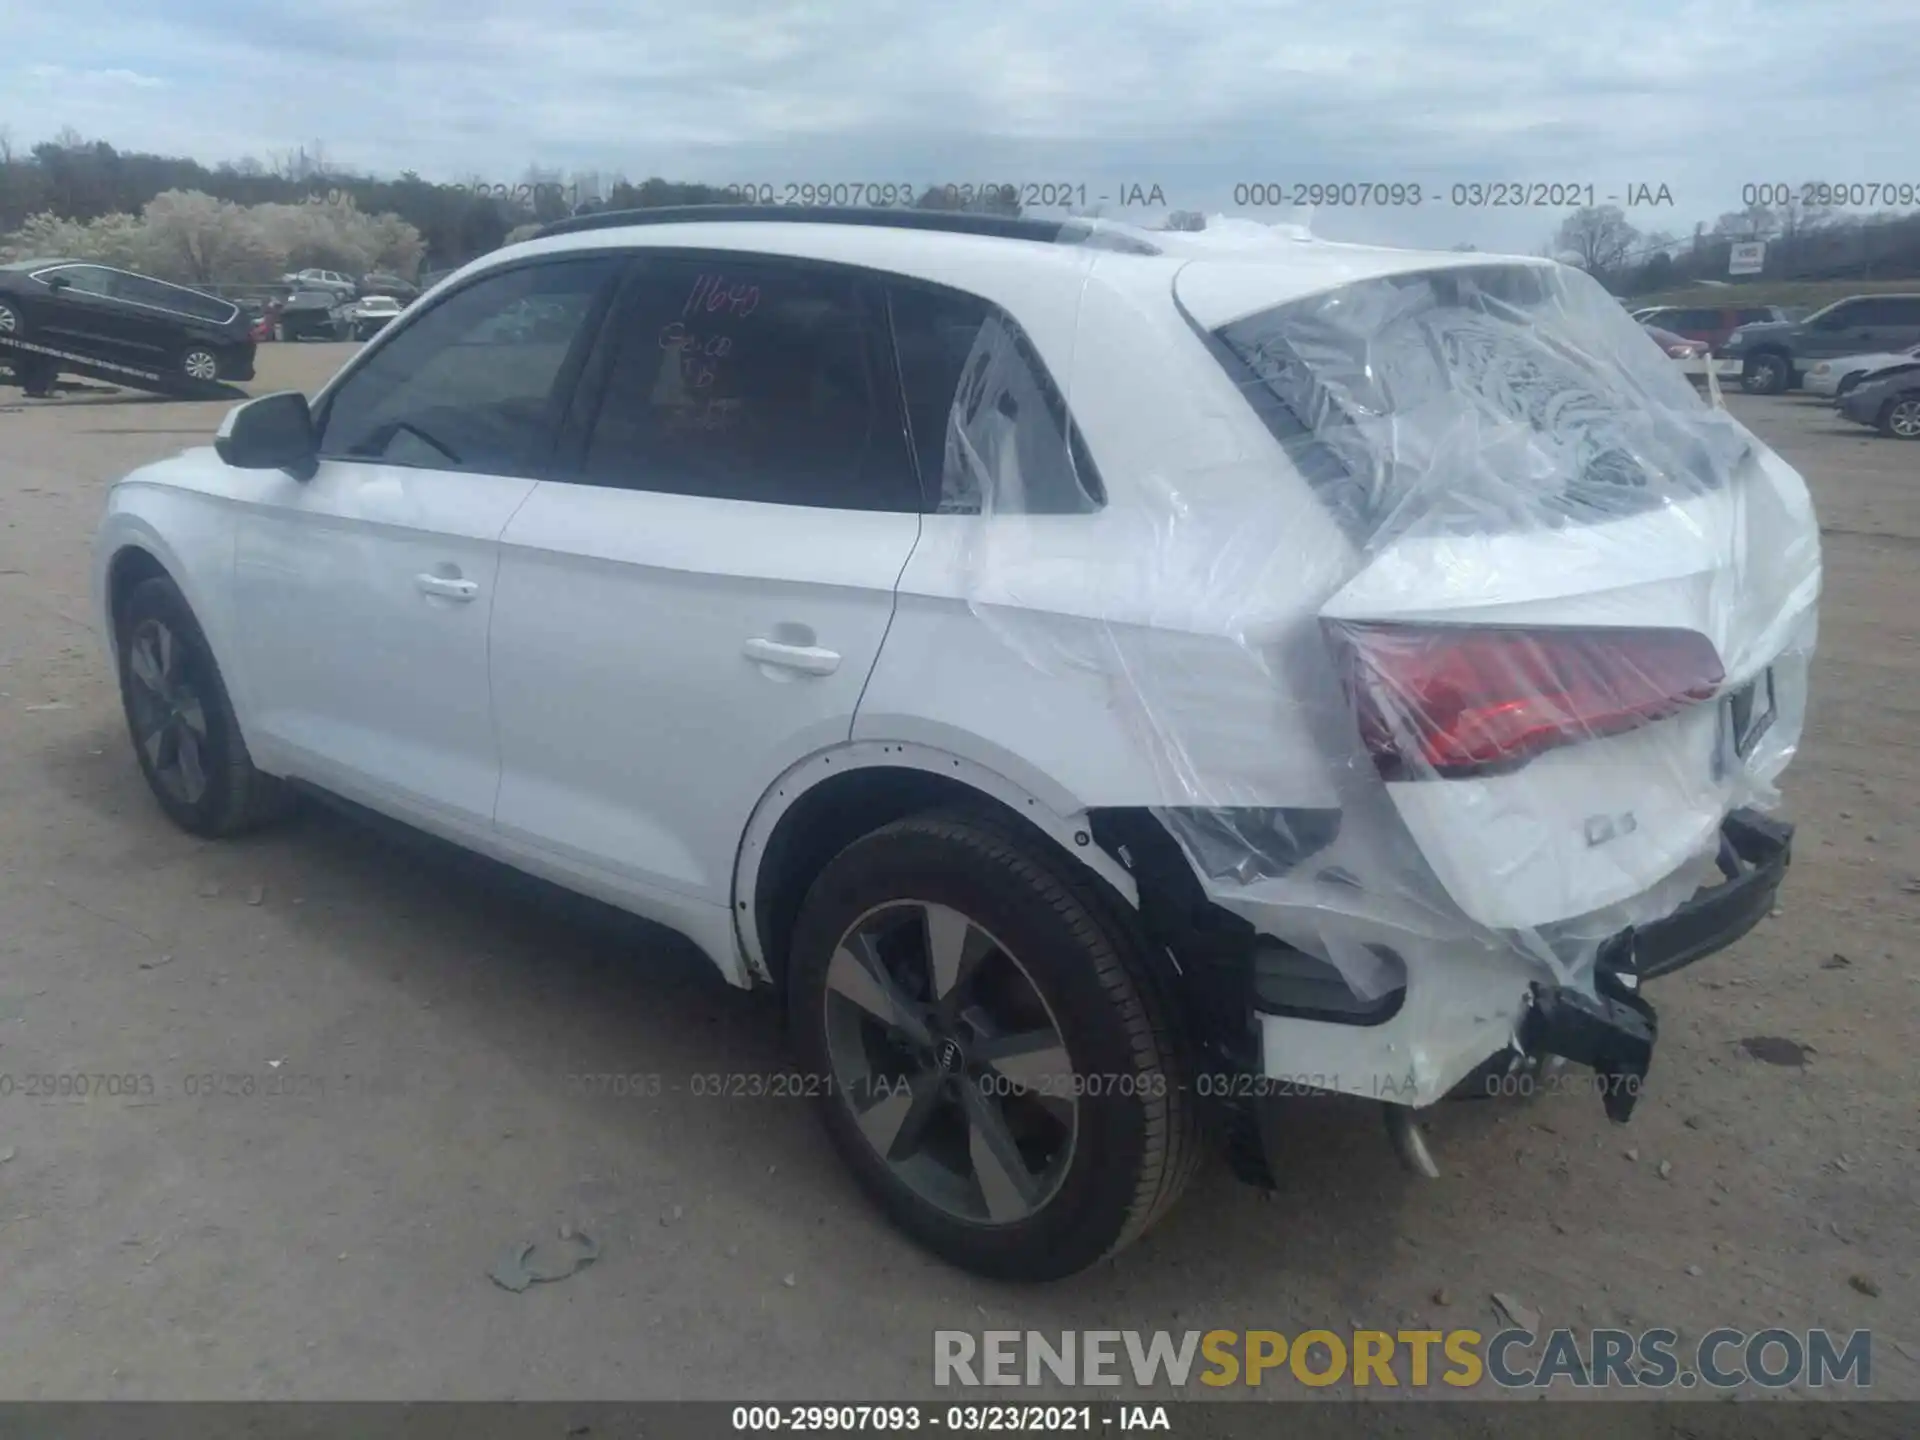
743, 637, 841, 676
416, 573, 479, 602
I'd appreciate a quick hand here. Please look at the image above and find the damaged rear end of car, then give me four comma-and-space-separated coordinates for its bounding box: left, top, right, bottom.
965, 238, 1819, 1180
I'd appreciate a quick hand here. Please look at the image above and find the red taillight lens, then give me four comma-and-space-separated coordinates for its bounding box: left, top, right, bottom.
1327, 622, 1725, 780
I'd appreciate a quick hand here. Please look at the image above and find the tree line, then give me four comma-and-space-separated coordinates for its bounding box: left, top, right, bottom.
0, 132, 1042, 283
1550, 199, 1920, 296
6, 129, 1916, 294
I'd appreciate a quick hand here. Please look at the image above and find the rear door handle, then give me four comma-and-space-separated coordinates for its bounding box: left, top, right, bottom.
743, 637, 841, 676
416, 573, 479, 602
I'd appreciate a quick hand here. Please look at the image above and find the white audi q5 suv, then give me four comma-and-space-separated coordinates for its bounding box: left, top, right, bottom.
93, 206, 1820, 1279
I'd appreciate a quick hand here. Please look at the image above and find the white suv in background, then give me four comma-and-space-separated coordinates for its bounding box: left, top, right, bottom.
93, 208, 1820, 1279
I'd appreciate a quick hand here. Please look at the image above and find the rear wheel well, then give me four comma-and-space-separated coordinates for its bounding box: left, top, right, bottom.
107, 546, 170, 635
751, 766, 1095, 993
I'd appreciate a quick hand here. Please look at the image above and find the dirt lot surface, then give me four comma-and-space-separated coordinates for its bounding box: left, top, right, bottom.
0, 345, 1914, 1402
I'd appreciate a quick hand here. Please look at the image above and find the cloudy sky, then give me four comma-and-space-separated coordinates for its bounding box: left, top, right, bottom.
5, 0, 1917, 253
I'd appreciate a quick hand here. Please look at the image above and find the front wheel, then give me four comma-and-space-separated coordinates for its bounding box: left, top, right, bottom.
1879, 395, 1920, 440
788, 809, 1200, 1280
1741, 352, 1791, 395
115, 575, 292, 837
0, 298, 27, 339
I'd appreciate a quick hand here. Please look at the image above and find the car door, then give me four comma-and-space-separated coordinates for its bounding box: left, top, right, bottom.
229, 253, 625, 833
489, 252, 923, 908
29, 264, 144, 362
104, 271, 204, 370
1860, 296, 1920, 352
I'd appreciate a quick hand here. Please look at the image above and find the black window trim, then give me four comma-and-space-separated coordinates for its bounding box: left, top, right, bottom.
547, 246, 923, 515
879, 270, 1108, 515
310, 247, 630, 479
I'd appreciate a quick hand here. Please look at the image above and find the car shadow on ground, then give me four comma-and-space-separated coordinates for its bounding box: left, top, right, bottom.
34, 711, 1499, 1298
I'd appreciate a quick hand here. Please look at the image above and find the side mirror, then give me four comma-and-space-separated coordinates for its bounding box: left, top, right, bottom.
46, 275, 72, 293
215, 391, 318, 478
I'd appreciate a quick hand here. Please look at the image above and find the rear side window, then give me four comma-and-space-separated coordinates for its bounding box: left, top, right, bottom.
1736, 308, 1777, 325
888, 283, 1103, 514
577, 256, 917, 511
1862, 297, 1920, 325
318, 256, 620, 475
1209, 264, 1740, 541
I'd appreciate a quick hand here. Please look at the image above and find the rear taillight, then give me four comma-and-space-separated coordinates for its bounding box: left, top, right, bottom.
1327, 622, 1725, 781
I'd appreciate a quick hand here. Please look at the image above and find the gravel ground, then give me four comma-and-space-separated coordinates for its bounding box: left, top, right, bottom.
0, 346, 1914, 1402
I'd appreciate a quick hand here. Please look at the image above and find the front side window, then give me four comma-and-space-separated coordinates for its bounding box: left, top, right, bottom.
888, 282, 1103, 515
318, 257, 620, 476
36, 264, 117, 297
579, 255, 917, 511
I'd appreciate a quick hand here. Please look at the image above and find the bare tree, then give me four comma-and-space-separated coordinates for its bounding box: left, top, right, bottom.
1553, 205, 1641, 280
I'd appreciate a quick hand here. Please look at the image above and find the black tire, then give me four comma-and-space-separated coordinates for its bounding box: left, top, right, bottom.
1741, 351, 1792, 395
0, 297, 27, 340
1877, 393, 1920, 440
788, 808, 1200, 1280
179, 344, 221, 384
115, 575, 291, 837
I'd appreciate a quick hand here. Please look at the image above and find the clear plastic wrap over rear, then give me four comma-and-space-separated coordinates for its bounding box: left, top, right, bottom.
940, 219, 1820, 1000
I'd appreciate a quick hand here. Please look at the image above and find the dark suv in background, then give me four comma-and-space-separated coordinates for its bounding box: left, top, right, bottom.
1724, 293, 1920, 394
0, 259, 255, 396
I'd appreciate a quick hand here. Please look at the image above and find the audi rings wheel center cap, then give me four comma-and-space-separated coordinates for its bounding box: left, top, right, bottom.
936, 1037, 966, 1075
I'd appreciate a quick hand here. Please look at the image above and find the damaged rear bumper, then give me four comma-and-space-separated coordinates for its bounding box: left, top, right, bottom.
1098, 806, 1792, 1185
1517, 809, 1792, 1121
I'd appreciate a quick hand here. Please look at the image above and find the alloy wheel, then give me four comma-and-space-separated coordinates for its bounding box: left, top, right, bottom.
1888, 398, 1920, 439
183, 349, 219, 382
0, 304, 18, 334
821, 901, 1078, 1225
1744, 355, 1785, 393
125, 619, 212, 806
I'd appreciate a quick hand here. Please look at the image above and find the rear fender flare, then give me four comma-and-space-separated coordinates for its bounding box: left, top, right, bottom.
730, 740, 1139, 985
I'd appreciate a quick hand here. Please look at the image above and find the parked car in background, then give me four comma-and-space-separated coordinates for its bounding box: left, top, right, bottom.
279, 268, 358, 297
1642, 322, 1737, 384
1635, 304, 1792, 355
273, 289, 347, 341
359, 272, 421, 301
340, 294, 406, 340
1723, 293, 1920, 394
0, 258, 255, 394
1801, 343, 1920, 398
1837, 366, 1920, 439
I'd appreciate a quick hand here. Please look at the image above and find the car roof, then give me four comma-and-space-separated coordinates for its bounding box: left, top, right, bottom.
468, 208, 1546, 320
1, 257, 85, 271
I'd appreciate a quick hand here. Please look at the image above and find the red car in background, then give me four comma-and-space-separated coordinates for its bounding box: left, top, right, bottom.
1634, 304, 1794, 355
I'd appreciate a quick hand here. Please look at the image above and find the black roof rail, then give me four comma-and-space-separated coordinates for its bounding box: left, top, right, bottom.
530, 204, 1159, 253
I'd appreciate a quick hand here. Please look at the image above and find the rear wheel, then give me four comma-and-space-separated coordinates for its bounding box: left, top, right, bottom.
116, 575, 291, 837
179, 345, 220, 383
789, 809, 1199, 1280
1879, 395, 1920, 440
1741, 351, 1791, 395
